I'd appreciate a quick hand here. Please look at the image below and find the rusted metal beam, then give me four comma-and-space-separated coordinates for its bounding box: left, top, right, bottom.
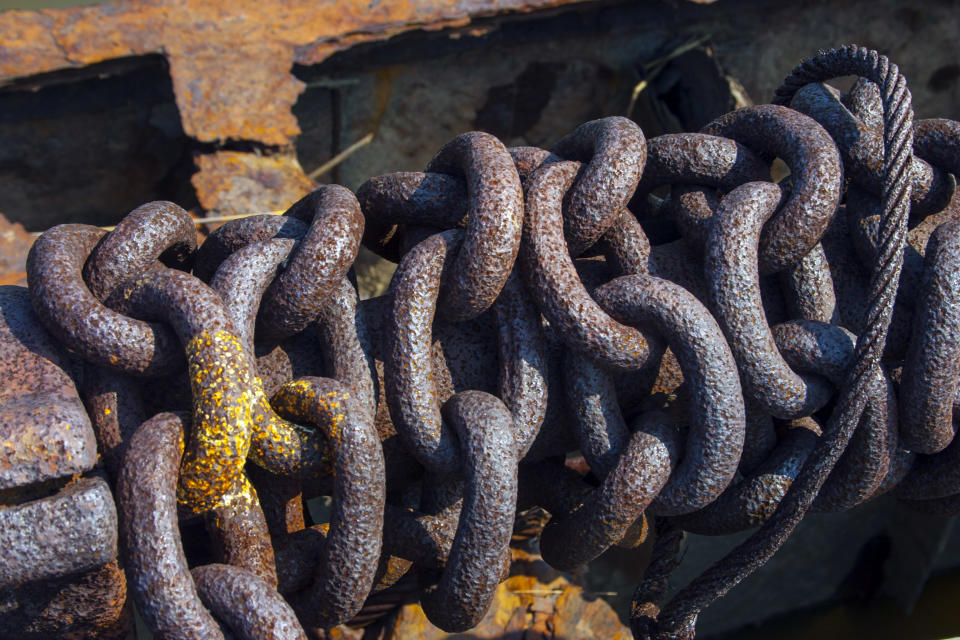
0, 0, 679, 146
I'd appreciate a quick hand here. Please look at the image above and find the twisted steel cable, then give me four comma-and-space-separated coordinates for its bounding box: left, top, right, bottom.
630, 521, 686, 639
638, 45, 915, 638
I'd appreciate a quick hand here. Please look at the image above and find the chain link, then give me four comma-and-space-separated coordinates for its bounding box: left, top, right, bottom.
4, 44, 960, 639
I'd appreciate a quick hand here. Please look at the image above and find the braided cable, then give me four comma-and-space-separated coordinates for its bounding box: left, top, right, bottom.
630, 521, 687, 638
648, 45, 914, 636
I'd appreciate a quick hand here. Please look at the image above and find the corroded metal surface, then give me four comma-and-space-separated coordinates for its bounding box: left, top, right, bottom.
273, 376, 385, 627
118, 411, 225, 639
0, 286, 95, 489
192, 152, 316, 217
2, 0, 680, 225
0, 476, 117, 588
192, 564, 307, 640
0, 0, 634, 146
4, 42, 960, 640
0, 560, 133, 639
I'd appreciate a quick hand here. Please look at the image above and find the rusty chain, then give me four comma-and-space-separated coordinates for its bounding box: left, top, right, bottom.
3, 44, 960, 639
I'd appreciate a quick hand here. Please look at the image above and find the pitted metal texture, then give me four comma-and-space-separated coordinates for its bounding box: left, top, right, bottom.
6, 43, 960, 640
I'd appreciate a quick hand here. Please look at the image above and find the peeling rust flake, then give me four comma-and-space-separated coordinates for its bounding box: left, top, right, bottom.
1, 0, 619, 146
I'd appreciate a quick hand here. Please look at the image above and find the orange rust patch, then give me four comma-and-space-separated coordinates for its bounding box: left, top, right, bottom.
191, 151, 314, 216
0, 0, 609, 146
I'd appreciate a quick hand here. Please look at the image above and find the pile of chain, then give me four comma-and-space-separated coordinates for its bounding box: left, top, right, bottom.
3, 45, 959, 639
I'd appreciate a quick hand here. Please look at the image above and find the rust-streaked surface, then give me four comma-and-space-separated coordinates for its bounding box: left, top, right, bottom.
192, 151, 314, 215
0, 0, 636, 146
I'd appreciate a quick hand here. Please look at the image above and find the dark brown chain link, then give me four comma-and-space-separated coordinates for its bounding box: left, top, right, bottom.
4, 44, 960, 640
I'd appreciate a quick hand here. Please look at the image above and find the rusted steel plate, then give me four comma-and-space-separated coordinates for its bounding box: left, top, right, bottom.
192, 151, 314, 216
0, 0, 646, 146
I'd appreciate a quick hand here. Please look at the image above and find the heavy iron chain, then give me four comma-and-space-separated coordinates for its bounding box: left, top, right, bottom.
4, 45, 960, 639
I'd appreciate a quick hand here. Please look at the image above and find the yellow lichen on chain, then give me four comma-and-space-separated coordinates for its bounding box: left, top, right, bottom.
178, 329, 257, 513
248, 378, 332, 477
272, 379, 351, 445
177, 327, 333, 513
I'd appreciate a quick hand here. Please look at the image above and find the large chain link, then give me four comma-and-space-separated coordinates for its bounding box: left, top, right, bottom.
4, 44, 960, 639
